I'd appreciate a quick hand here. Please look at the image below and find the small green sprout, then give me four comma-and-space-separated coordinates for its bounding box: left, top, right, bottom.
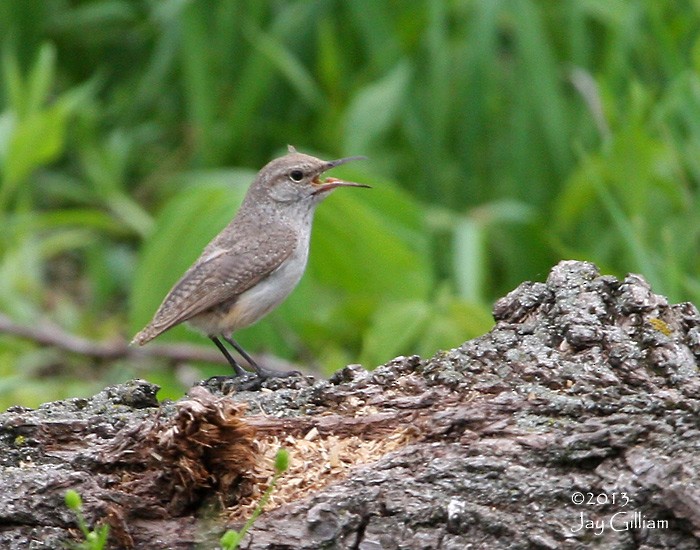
220, 448, 290, 550
64, 489, 110, 550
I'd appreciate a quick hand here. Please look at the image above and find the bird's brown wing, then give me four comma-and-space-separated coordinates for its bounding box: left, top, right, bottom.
131, 226, 296, 345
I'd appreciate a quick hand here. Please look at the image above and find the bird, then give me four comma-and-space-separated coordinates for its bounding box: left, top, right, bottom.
131, 146, 369, 379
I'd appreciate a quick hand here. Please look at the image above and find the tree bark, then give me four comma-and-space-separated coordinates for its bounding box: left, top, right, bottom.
0, 261, 699, 549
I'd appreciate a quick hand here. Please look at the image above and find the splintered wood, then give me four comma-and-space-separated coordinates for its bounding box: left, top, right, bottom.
229, 421, 415, 521
101, 386, 257, 517
223, 367, 438, 521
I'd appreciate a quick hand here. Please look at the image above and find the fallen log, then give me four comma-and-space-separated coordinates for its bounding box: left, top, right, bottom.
0, 261, 698, 549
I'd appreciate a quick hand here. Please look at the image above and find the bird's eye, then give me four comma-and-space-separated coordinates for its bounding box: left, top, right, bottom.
289, 170, 304, 182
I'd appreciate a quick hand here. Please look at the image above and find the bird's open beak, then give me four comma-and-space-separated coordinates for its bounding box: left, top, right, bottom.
312, 177, 371, 195
312, 155, 370, 195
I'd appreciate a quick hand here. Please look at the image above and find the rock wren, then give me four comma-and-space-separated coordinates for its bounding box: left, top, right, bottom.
131, 146, 368, 379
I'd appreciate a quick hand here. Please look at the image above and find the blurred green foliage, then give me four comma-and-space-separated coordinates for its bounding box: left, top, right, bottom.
1, 0, 700, 407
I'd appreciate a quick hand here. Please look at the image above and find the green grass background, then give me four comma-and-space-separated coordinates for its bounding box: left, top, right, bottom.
1, 0, 699, 407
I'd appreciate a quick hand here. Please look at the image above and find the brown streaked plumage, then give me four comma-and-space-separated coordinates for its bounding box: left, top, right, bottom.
132, 146, 368, 379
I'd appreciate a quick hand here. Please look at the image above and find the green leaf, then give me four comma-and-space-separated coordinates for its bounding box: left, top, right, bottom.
179, 1, 218, 165
310, 174, 432, 304
316, 17, 342, 94
419, 295, 494, 357
453, 216, 484, 303
342, 60, 411, 154
361, 300, 431, 367
4, 105, 67, 188
274, 448, 289, 473
64, 489, 82, 510
220, 529, 241, 549
244, 22, 325, 109
1, 42, 24, 115
26, 43, 56, 116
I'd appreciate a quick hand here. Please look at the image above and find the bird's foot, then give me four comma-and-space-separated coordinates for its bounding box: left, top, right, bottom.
240, 365, 302, 390
221, 336, 301, 380
201, 367, 302, 392
201, 373, 262, 392
252, 365, 302, 379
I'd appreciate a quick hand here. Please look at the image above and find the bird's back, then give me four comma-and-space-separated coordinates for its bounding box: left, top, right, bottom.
131, 218, 297, 345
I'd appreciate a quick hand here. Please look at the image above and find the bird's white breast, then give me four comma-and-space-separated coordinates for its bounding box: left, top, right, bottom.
224, 240, 309, 330
187, 213, 316, 337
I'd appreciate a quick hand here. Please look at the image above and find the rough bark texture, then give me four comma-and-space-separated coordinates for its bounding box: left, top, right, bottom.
1, 261, 699, 549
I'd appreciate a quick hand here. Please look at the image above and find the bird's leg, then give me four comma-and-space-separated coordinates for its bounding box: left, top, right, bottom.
223, 335, 300, 379
210, 336, 247, 376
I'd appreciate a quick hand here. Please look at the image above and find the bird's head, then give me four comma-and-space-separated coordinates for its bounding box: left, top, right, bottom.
255, 146, 369, 205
